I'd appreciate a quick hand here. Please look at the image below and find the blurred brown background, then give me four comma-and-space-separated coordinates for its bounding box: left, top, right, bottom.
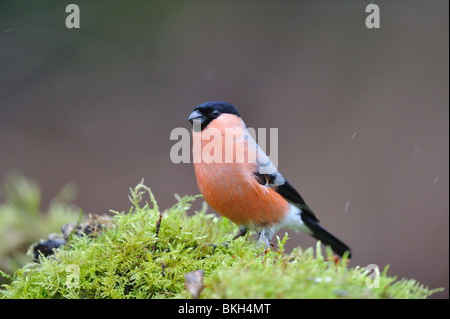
0, 1, 448, 298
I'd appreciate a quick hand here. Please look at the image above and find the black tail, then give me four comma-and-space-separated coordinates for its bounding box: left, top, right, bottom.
302, 215, 352, 258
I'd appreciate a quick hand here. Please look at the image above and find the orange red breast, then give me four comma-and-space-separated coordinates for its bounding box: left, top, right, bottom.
192, 114, 289, 227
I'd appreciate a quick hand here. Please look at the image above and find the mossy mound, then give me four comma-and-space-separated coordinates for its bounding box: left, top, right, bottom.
0, 182, 441, 299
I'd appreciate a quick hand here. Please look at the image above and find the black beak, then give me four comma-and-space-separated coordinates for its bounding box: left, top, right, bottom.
188, 110, 203, 124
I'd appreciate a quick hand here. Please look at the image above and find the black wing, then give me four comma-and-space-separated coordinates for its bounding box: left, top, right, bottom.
248, 131, 319, 223
254, 171, 319, 223
254, 170, 352, 257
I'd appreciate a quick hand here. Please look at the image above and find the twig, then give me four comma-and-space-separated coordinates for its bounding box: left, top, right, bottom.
161, 262, 167, 277
152, 214, 162, 253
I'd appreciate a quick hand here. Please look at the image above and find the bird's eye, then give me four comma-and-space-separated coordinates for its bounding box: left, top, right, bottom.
211, 110, 220, 118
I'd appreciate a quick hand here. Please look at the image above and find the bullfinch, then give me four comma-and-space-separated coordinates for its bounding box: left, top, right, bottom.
188, 101, 351, 258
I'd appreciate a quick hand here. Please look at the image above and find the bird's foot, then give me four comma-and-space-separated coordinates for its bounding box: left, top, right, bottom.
209, 241, 230, 254
232, 227, 248, 240
260, 242, 275, 258
210, 227, 248, 254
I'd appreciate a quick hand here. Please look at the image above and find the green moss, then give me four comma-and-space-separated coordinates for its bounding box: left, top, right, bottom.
0, 172, 80, 281
0, 181, 442, 299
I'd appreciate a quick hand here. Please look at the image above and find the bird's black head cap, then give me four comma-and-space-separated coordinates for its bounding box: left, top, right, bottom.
188, 101, 240, 131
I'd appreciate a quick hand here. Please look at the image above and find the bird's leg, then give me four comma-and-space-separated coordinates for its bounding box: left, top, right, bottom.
258, 229, 275, 257
232, 226, 248, 240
